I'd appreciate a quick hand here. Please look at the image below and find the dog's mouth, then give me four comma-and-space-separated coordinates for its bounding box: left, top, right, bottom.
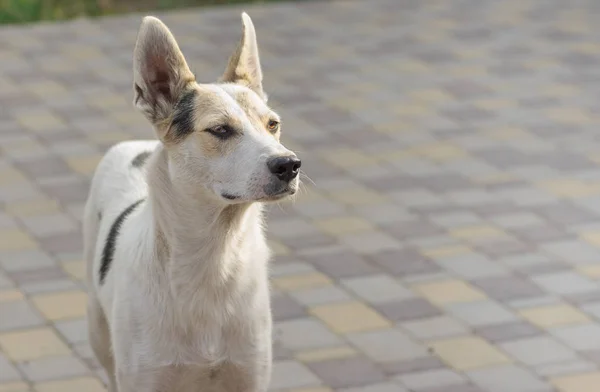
259, 187, 296, 202
221, 192, 239, 200
220, 187, 296, 203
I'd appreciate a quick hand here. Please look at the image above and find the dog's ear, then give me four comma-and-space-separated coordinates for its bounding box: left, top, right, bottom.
221, 13, 265, 99
133, 16, 195, 125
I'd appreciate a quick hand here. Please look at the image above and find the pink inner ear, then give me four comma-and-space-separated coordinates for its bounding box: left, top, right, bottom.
145, 54, 173, 103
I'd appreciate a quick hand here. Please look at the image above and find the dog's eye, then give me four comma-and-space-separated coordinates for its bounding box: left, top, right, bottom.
206, 125, 234, 139
267, 120, 280, 132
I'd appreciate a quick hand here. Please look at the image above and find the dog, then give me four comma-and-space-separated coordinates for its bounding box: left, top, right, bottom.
83, 13, 301, 392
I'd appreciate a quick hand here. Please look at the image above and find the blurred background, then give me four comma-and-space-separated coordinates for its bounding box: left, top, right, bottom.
1, 0, 600, 391
0, 0, 281, 24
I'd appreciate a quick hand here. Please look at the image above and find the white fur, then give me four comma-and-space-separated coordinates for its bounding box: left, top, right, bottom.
85, 14, 296, 392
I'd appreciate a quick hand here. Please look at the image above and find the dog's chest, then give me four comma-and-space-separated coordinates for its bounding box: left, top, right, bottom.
119, 361, 257, 392
127, 280, 268, 368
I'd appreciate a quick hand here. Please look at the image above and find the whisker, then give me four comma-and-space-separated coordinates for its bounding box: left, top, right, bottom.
299, 171, 316, 187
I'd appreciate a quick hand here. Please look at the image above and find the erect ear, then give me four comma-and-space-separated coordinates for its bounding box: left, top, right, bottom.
133, 16, 195, 125
220, 12, 265, 99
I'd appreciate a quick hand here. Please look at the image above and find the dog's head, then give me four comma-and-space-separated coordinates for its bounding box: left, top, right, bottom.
132, 14, 300, 203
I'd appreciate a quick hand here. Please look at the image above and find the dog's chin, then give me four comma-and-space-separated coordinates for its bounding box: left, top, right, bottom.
259, 187, 297, 203
220, 187, 297, 204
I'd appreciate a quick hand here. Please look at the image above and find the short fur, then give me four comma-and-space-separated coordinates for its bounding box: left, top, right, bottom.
84, 13, 300, 392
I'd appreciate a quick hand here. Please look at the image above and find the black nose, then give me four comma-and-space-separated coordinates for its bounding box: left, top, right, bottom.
267, 155, 301, 182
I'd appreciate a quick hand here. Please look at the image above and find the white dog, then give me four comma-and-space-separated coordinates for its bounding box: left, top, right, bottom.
83, 13, 301, 392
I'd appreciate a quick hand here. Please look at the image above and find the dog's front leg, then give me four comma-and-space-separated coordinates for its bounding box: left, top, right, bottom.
116, 368, 165, 392
256, 346, 272, 392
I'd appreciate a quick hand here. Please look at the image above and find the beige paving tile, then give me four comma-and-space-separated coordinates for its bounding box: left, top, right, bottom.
0, 230, 37, 251
519, 304, 591, 329
552, 371, 600, 392
0, 169, 28, 186
295, 346, 357, 363
16, 112, 65, 132
577, 265, 600, 279
65, 156, 103, 176
273, 273, 332, 291
310, 301, 391, 334
60, 261, 86, 281
34, 377, 106, 392
0, 328, 70, 361
0, 382, 30, 392
5, 200, 60, 218
0, 290, 24, 303
412, 279, 487, 305
31, 291, 87, 321
429, 336, 511, 371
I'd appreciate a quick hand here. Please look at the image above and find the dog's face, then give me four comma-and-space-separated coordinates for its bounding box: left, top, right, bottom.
132, 14, 300, 203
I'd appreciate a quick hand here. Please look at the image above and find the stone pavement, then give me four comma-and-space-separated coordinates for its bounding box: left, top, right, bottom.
4, 0, 600, 391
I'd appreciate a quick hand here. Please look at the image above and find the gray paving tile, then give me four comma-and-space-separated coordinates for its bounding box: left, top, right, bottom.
397, 369, 466, 391
341, 275, 414, 304
271, 293, 307, 322
374, 298, 442, 322
401, 316, 470, 341
532, 271, 598, 296
550, 323, 600, 351
473, 276, 545, 302
475, 322, 541, 343
18, 355, 90, 382
499, 336, 578, 366
0, 353, 21, 382
346, 328, 428, 363
274, 318, 342, 351
466, 365, 551, 392
306, 357, 386, 389
339, 382, 408, 392
270, 360, 321, 390
0, 300, 45, 331
445, 300, 518, 327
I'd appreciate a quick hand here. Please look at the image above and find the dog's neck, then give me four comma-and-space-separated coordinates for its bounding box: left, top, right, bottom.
145, 146, 266, 289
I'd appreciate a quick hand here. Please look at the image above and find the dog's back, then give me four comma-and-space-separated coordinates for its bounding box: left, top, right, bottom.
84, 140, 158, 296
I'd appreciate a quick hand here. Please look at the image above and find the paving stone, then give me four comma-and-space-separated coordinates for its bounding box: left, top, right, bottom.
467, 365, 551, 392
397, 369, 466, 391
340, 275, 414, 304
271, 293, 307, 321
306, 357, 386, 389
274, 318, 342, 351
445, 300, 518, 327
550, 324, 600, 351
499, 336, 579, 366
18, 355, 89, 382
0, 352, 21, 382
475, 322, 541, 343
374, 298, 442, 322
289, 285, 352, 306
532, 271, 598, 296
346, 328, 428, 363
269, 360, 322, 390
307, 251, 378, 279
0, 300, 45, 331
473, 276, 545, 301
400, 316, 470, 341
339, 382, 408, 392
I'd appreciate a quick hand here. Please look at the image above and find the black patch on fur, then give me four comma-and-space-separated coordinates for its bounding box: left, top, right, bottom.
170, 89, 197, 141
131, 151, 152, 168
99, 198, 145, 285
